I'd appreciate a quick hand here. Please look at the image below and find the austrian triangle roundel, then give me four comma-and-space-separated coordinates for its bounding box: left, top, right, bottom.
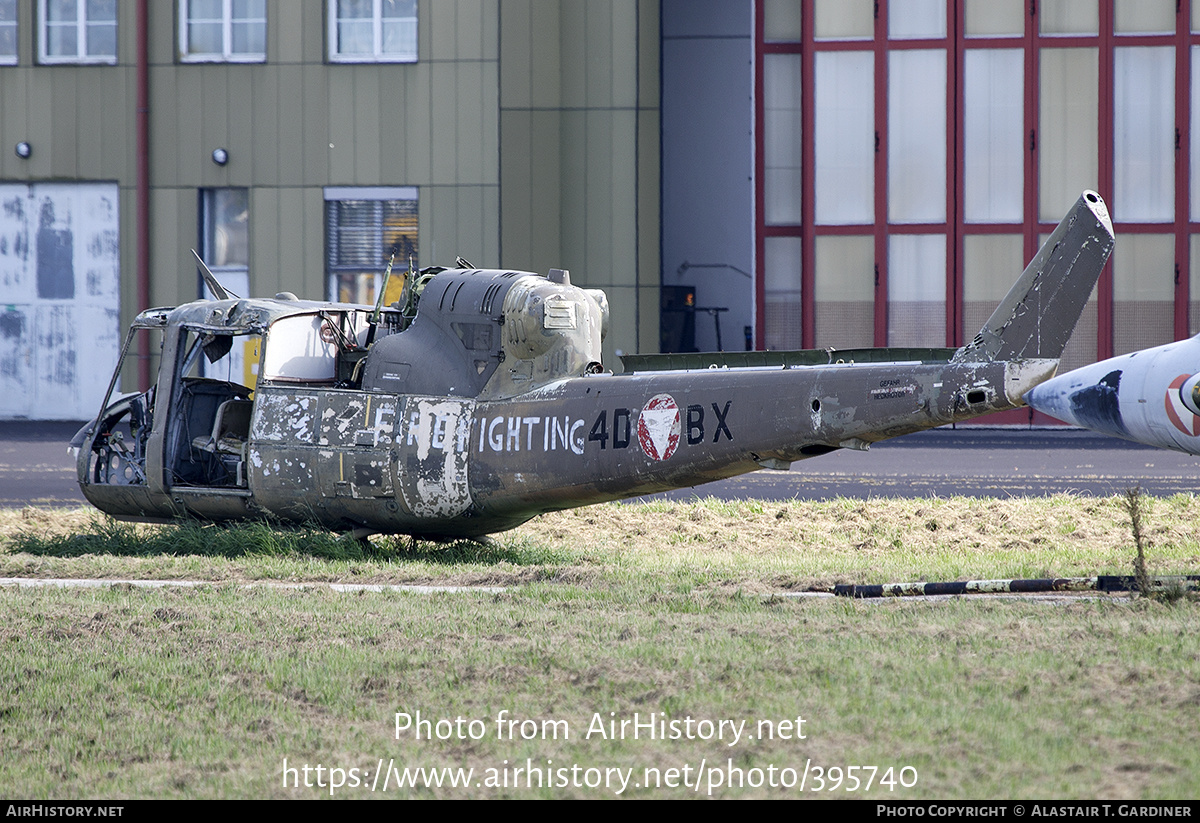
637, 394, 681, 461
1164, 374, 1200, 437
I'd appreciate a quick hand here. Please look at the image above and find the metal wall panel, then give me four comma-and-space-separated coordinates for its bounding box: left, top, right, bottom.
253, 187, 282, 296
251, 66, 282, 186
401, 61, 432, 184
300, 63, 330, 187
497, 109, 532, 260
328, 69, 358, 183
498, 0, 659, 359
498, 0, 532, 108
429, 62, 458, 183
560, 0, 587, 107
146, 188, 186, 310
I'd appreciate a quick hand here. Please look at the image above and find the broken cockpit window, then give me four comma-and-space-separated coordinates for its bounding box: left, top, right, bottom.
78, 325, 165, 487
165, 328, 260, 488
258, 311, 377, 386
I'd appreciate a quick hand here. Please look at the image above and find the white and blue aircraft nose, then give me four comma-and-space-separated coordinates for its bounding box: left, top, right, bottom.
1024, 335, 1200, 454
1025, 360, 1131, 439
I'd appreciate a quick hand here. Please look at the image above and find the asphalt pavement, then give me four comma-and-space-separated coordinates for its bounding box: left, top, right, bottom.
642, 426, 1200, 502
1, 420, 1197, 509
1, 421, 89, 507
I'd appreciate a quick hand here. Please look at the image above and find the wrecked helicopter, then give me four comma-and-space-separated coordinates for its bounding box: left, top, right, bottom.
74, 191, 1115, 539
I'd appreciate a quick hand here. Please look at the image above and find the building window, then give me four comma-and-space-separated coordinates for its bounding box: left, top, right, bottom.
0, 0, 16, 65
329, 0, 417, 63
201, 188, 250, 298
180, 0, 265, 63
755, 0, 1200, 385
200, 189, 254, 383
325, 187, 418, 305
39, 0, 117, 64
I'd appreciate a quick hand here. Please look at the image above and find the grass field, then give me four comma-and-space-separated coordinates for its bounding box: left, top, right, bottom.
1, 495, 1198, 799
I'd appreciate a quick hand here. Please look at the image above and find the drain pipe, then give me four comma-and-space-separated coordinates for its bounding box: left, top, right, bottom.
136, 0, 151, 390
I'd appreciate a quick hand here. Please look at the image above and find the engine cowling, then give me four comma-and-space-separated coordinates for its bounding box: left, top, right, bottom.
360, 267, 609, 400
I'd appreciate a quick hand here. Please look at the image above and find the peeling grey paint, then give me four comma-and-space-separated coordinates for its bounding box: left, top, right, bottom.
36, 198, 74, 299
398, 397, 474, 518
0, 183, 119, 420
252, 392, 317, 443
313, 392, 399, 499
0, 310, 23, 339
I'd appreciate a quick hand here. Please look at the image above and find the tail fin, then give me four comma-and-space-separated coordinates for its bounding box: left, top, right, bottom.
953, 191, 1114, 364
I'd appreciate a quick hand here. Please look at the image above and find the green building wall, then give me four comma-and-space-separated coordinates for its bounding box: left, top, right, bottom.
0, 0, 659, 400
499, 0, 660, 357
